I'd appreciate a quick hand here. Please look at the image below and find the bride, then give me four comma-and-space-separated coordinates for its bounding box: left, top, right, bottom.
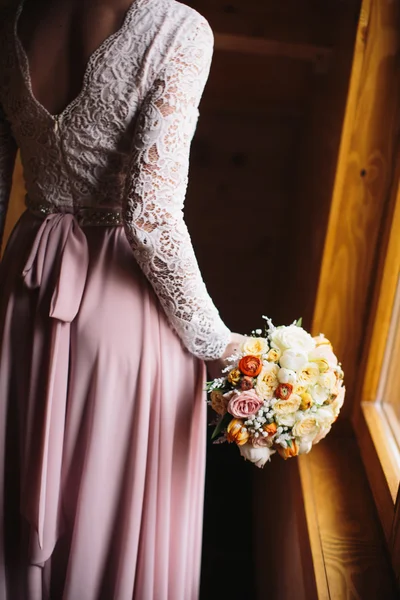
0, 0, 243, 597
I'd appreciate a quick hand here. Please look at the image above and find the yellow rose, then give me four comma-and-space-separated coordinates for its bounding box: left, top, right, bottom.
294, 384, 307, 396
274, 394, 301, 415
266, 348, 281, 362
228, 369, 241, 386
210, 391, 229, 416
242, 337, 269, 357
255, 363, 279, 400
300, 392, 313, 411
297, 363, 320, 386
318, 370, 336, 391
292, 416, 319, 439
310, 358, 330, 373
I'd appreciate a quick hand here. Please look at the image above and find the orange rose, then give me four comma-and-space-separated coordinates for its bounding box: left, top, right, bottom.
263, 422, 277, 436
277, 440, 299, 460
226, 419, 250, 446
275, 383, 293, 400
239, 355, 262, 377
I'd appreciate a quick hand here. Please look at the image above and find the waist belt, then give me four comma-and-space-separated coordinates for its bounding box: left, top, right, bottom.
26, 200, 123, 227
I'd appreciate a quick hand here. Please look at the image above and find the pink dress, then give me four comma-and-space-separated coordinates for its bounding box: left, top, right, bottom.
0, 1, 230, 598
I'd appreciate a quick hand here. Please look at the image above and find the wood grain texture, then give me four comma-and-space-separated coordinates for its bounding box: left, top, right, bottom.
186, 0, 354, 46
214, 32, 331, 63
312, 0, 400, 419
299, 434, 398, 599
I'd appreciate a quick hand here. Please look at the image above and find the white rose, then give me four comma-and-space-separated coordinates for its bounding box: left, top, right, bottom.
239, 443, 275, 468
278, 368, 297, 385
280, 349, 308, 372
318, 370, 336, 391
255, 363, 279, 400
331, 383, 345, 417
292, 414, 319, 439
276, 412, 297, 427
310, 385, 329, 405
297, 363, 320, 387
274, 394, 301, 416
312, 425, 332, 445
270, 325, 316, 354
315, 406, 335, 427
242, 337, 269, 357
298, 438, 313, 454
309, 345, 338, 368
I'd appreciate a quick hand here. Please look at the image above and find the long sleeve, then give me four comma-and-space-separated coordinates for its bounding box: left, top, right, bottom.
122, 16, 230, 360
0, 105, 17, 255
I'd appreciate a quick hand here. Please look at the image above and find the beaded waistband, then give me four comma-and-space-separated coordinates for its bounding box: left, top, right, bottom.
26, 200, 123, 227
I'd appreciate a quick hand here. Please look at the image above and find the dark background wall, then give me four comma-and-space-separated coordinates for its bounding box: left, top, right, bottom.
182, 2, 361, 598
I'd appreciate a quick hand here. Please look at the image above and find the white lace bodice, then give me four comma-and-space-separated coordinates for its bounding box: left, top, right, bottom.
0, 0, 230, 360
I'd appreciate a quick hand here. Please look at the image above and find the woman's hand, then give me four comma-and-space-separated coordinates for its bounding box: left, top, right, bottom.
206, 332, 246, 380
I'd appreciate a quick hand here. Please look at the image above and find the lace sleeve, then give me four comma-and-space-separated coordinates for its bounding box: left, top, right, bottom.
122, 17, 230, 360
0, 105, 17, 254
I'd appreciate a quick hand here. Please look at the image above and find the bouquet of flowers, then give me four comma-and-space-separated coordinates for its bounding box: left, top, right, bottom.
207, 317, 345, 467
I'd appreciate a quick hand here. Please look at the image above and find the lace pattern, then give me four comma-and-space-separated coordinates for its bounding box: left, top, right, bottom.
0, 0, 230, 359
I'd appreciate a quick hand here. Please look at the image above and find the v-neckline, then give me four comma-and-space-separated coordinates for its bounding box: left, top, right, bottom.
14, 0, 147, 122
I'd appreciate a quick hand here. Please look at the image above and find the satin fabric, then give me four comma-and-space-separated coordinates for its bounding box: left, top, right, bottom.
0, 211, 206, 599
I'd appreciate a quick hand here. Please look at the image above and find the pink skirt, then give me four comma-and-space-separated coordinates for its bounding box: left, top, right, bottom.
0, 210, 206, 600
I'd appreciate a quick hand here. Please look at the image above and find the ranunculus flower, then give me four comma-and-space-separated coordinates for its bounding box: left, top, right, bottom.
239, 443, 275, 467
278, 368, 297, 385
228, 368, 241, 385
210, 391, 230, 416
275, 383, 293, 400
226, 419, 250, 446
228, 390, 263, 419
255, 363, 279, 400
292, 415, 319, 439
240, 376, 254, 391
241, 337, 269, 357
277, 440, 299, 460
280, 349, 308, 372
297, 363, 320, 386
270, 325, 316, 354
239, 355, 262, 377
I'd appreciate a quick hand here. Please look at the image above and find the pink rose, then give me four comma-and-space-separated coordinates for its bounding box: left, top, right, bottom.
252, 435, 273, 448
228, 390, 263, 419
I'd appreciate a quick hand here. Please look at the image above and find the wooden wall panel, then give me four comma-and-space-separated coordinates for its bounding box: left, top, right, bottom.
279, 0, 361, 330
311, 0, 400, 419
186, 0, 349, 46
